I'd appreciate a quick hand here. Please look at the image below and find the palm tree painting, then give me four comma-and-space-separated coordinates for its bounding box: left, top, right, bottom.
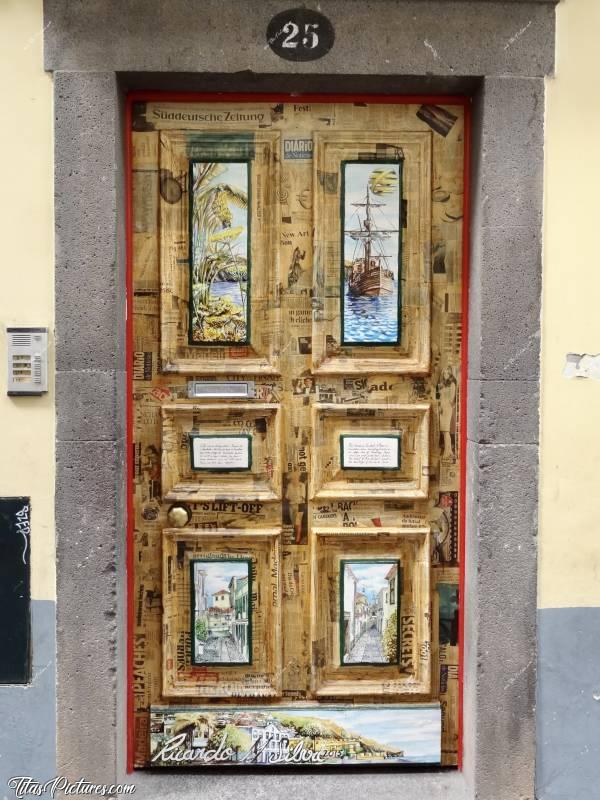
189, 160, 249, 344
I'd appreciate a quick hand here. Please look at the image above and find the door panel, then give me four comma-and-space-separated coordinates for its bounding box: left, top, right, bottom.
162, 528, 281, 698
312, 130, 432, 373
159, 130, 281, 374
130, 97, 465, 768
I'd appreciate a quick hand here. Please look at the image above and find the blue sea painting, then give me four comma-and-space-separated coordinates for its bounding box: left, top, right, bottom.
342, 162, 401, 345
150, 704, 441, 766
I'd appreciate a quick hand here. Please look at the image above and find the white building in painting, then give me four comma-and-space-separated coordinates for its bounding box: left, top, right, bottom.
212, 588, 231, 609
355, 592, 369, 637
229, 574, 249, 658
376, 587, 386, 633
383, 563, 398, 628
207, 606, 232, 636
343, 564, 358, 654
240, 720, 295, 763
194, 568, 208, 614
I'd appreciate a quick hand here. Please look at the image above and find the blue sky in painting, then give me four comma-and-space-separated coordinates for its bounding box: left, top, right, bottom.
192, 161, 248, 263
346, 561, 395, 603
192, 560, 248, 604
278, 706, 440, 760
343, 162, 400, 272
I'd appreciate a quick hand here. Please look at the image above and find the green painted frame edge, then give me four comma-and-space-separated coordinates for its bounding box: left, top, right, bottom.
339, 158, 404, 347
339, 433, 401, 471
189, 433, 253, 472
339, 558, 401, 667
189, 555, 253, 667
187, 156, 252, 347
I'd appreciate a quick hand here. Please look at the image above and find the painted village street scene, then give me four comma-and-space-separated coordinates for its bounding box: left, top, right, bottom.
150, 706, 441, 765
342, 561, 399, 665
192, 559, 250, 665
190, 161, 249, 344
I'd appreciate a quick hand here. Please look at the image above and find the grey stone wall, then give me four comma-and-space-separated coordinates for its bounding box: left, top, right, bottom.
45, 1, 556, 798
54, 70, 125, 785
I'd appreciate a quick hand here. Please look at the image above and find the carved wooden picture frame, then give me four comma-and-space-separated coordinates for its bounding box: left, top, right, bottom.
161, 403, 281, 502
310, 527, 431, 697
162, 528, 281, 698
312, 131, 432, 374
159, 131, 281, 374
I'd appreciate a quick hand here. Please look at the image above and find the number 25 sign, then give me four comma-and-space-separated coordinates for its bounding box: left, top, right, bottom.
267, 8, 335, 61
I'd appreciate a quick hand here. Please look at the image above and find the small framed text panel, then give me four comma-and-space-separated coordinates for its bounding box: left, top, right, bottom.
187, 380, 255, 399
340, 435, 401, 471
310, 403, 430, 500
190, 434, 252, 472
161, 403, 281, 502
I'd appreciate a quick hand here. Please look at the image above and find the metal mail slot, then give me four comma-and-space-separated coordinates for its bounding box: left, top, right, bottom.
187, 380, 255, 399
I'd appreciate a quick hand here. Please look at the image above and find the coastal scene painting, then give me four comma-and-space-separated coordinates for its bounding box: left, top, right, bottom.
150, 705, 441, 766
189, 161, 249, 344
191, 558, 251, 665
342, 162, 401, 345
341, 560, 400, 665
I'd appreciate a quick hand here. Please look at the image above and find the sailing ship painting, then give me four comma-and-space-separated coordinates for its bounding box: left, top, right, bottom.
342, 162, 402, 345
189, 161, 249, 345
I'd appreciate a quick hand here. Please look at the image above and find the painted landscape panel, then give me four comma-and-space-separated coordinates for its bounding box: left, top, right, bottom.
342, 162, 401, 345
150, 704, 441, 766
341, 559, 400, 665
189, 161, 250, 344
191, 558, 251, 665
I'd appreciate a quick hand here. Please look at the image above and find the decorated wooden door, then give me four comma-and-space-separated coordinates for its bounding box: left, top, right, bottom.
129, 95, 466, 768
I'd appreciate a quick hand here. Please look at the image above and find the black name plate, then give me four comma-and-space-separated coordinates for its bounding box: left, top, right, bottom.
0, 497, 31, 683
267, 8, 335, 62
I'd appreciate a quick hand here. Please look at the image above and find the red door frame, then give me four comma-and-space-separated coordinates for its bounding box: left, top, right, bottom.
124, 91, 471, 772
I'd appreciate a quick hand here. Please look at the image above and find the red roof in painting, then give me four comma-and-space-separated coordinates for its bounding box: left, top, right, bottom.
385, 564, 397, 580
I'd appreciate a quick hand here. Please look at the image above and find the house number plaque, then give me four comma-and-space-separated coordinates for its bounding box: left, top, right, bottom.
266, 8, 335, 62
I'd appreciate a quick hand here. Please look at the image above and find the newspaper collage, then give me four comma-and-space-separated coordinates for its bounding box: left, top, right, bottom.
131, 99, 464, 767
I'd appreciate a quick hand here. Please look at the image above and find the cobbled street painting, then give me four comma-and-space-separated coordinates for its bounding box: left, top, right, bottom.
341, 560, 400, 665
191, 558, 251, 665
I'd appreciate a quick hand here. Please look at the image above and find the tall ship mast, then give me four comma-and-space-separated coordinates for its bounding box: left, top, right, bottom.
345, 175, 399, 298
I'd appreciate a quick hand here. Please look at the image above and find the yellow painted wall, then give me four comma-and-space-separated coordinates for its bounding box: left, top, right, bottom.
0, 0, 55, 601
0, 0, 594, 609
539, 0, 600, 609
